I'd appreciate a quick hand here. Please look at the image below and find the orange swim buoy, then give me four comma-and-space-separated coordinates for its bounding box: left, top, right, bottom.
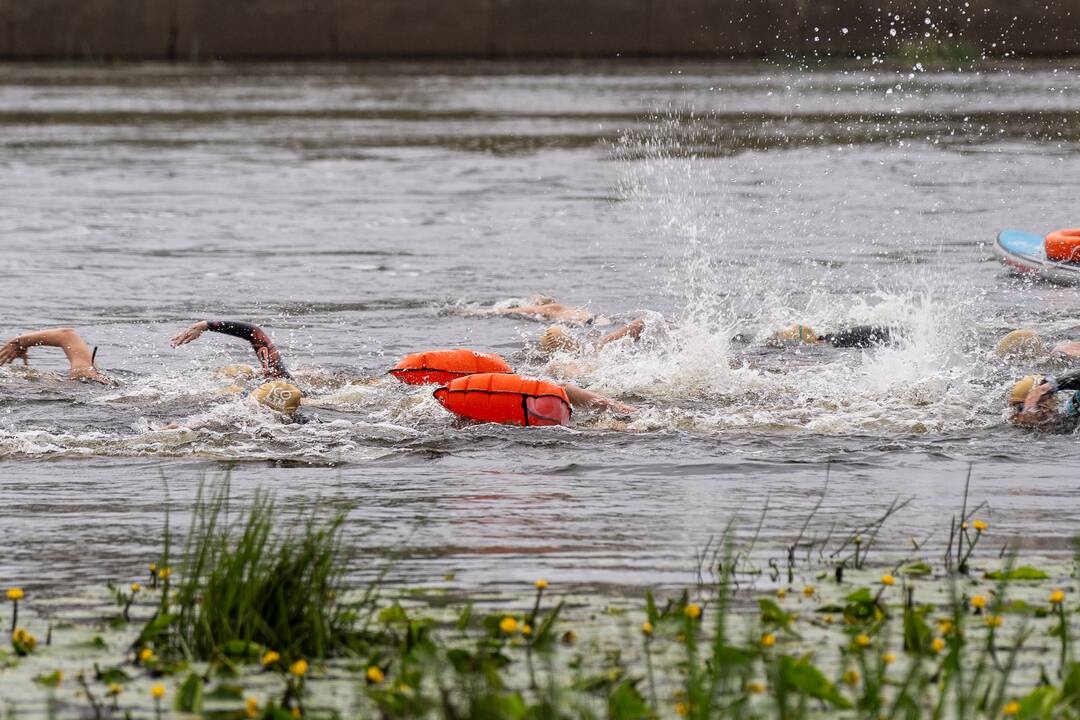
1045, 229, 1080, 263
390, 349, 512, 386
433, 373, 572, 426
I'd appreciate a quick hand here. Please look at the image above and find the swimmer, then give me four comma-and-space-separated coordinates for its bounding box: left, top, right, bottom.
757, 324, 896, 349
994, 328, 1080, 362
161, 380, 312, 429
1007, 372, 1080, 432
538, 318, 647, 354
171, 320, 292, 379
472, 296, 604, 327
542, 320, 895, 356
0, 328, 114, 385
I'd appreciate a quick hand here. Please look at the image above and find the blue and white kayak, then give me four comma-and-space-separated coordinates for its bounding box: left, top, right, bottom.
994, 230, 1080, 286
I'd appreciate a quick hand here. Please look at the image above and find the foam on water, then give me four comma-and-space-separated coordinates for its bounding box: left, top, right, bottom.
557, 116, 1008, 435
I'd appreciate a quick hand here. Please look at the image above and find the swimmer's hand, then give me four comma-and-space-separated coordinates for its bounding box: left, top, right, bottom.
563, 383, 637, 415
171, 321, 209, 348
0, 338, 29, 366
604, 400, 638, 415
1022, 383, 1056, 413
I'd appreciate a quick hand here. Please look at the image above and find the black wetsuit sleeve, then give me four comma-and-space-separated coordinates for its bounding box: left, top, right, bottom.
821, 326, 894, 348
205, 320, 291, 379
1054, 370, 1080, 392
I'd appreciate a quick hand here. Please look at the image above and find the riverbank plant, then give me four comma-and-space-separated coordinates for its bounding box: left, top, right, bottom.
4, 473, 1080, 719
139, 479, 368, 670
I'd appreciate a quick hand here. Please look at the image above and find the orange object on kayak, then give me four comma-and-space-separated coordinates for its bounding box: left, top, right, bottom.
433, 373, 572, 426
1045, 229, 1080, 263
389, 349, 512, 386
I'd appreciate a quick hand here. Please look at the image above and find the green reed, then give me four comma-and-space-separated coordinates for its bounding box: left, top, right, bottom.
141, 477, 363, 667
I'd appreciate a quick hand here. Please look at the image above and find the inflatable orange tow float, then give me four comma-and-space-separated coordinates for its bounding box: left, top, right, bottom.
434, 373, 572, 427
1045, 229, 1080, 263
390, 349, 512, 386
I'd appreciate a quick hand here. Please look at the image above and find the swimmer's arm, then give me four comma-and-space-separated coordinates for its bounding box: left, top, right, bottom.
171, 320, 268, 347
1052, 342, 1080, 359
0, 328, 94, 371
595, 318, 645, 349
1054, 370, 1080, 392
172, 320, 290, 378
822, 326, 893, 348
480, 305, 546, 317
1021, 373, 1075, 413
563, 384, 636, 414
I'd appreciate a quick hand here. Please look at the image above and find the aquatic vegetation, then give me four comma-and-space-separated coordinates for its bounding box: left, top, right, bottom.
5, 588, 23, 632
152, 480, 366, 665
5, 481, 1080, 719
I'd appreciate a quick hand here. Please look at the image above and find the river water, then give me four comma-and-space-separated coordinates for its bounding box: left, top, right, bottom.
1, 60, 1078, 595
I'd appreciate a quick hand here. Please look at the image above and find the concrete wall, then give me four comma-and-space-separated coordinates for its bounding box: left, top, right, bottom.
1, 0, 1077, 60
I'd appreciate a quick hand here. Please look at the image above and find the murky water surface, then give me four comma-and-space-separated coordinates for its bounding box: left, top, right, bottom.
1, 60, 1079, 594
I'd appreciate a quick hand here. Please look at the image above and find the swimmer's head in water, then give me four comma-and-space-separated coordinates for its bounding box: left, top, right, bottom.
215, 364, 258, 380
769, 324, 819, 346
253, 381, 302, 414
1002, 377, 1045, 410
538, 326, 582, 354
995, 329, 1047, 360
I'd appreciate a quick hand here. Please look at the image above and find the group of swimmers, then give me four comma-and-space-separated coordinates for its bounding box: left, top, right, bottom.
997, 328, 1080, 432
2, 296, 1076, 432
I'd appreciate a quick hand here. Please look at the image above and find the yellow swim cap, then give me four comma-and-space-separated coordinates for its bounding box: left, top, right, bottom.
770, 324, 819, 345
538, 326, 582, 354
215, 364, 258, 379
1007, 375, 1044, 407
995, 329, 1047, 359
253, 381, 302, 414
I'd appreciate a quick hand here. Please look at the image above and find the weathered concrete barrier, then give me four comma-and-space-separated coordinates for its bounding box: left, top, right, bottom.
1, 0, 1076, 60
